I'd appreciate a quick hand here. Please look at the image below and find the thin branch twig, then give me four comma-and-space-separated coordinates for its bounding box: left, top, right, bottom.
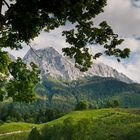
28, 44, 42, 58
0, 0, 3, 14
3, 0, 10, 8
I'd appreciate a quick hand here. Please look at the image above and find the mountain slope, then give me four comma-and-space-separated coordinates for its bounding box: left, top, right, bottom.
35, 76, 140, 109
23, 47, 133, 83
23, 47, 82, 81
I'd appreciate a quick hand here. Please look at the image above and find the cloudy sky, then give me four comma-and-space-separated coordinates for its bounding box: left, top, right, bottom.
8, 0, 140, 83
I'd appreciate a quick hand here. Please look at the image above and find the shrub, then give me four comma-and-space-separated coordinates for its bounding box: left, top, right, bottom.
28, 127, 40, 140
0, 120, 3, 125
75, 100, 89, 110
113, 100, 120, 108
105, 100, 113, 108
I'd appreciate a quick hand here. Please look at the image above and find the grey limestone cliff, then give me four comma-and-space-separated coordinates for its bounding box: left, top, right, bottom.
23, 47, 133, 83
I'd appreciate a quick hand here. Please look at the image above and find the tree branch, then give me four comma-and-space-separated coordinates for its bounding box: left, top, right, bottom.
3, 0, 10, 8
3, 2, 15, 22
29, 44, 41, 58
0, 0, 3, 14
0, 0, 3, 29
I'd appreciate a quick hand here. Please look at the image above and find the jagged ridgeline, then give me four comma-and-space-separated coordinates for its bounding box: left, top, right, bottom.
21, 47, 140, 109
23, 47, 133, 83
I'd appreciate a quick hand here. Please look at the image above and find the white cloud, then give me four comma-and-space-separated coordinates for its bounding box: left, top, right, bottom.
31, 28, 69, 54
95, 0, 140, 37
3, 43, 29, 58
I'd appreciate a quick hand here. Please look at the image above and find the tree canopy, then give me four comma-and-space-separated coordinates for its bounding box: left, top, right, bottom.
0, 0, 130, 102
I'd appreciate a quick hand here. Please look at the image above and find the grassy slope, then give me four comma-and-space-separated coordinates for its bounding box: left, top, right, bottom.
42, 108, 140, 140
0, 122, 43, 134
47, 108, 140, 125
0, 122, 44, 140
0, 108, 140, 140
0, 132, 29, 140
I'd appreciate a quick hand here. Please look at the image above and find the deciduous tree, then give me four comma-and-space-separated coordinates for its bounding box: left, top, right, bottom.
0, 0, 130, 101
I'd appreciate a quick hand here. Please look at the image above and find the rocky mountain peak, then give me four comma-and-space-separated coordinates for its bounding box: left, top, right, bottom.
23, 47, 133, 83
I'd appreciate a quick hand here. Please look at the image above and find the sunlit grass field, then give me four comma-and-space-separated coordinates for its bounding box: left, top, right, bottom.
0, 108, 140, 140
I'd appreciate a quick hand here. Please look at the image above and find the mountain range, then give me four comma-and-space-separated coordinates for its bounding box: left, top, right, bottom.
22, 47, 133, 84
8, 47, 140, 109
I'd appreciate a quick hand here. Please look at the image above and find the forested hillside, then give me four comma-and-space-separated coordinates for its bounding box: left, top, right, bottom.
37, 75, 140, 109
0, 75, 140, 124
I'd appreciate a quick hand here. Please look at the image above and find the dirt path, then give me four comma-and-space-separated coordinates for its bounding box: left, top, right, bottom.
0, 130, 30, 137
